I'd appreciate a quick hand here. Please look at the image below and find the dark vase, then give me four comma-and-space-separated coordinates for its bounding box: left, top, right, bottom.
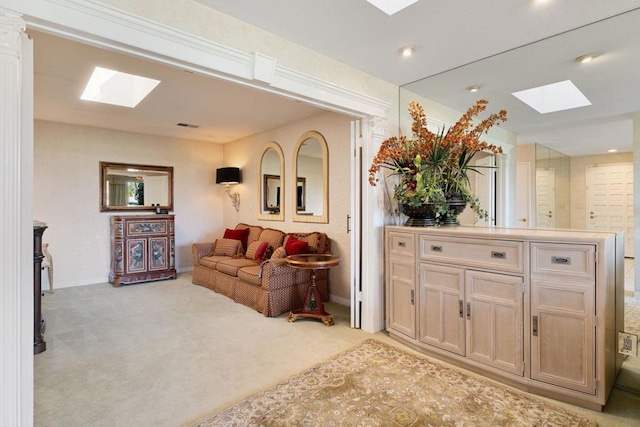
399, 203, 438, 227
442, 194, 468, 226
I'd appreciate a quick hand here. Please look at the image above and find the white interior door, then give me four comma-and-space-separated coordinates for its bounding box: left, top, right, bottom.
474, 155, 495, 226
516, 162, 532, 227
350, 119, 362, 328
536, 168, 556, 228
586, 163, 634, 258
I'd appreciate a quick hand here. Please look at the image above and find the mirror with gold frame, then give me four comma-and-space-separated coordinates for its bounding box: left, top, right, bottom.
293, 131, 328, 223
100, 161, 173, 212
258, 141, 285, 221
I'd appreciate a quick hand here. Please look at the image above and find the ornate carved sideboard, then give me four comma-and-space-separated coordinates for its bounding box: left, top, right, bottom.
385, 225, 624, 411
109, 215, 177, 286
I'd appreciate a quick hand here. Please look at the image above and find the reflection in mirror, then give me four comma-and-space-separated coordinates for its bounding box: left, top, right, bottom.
263, 174, 281, 212
399, 9, 640, 395
258, 141, 284, 221
534, 144, 570, 229
296, 178, 306, 211
293, 131, 328, 223
100, 161, 173, 212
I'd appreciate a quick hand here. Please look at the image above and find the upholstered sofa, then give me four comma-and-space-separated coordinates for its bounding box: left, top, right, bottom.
192, 223, 331, 317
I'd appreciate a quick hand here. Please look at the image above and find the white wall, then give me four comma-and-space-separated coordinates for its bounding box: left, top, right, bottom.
34, 120, 225, 288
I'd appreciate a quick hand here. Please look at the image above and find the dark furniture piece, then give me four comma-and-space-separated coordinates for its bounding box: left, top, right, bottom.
33, 221, 47, 354
110, 214, 177, 286
286, 254, 340, 326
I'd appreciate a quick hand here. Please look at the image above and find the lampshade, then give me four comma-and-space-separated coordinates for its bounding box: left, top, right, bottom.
216, 167, 241, 184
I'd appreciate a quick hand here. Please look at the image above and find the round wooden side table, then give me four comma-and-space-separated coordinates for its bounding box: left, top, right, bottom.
285, 254, 340, 326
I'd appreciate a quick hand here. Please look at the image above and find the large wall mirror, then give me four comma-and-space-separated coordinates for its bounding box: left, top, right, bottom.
293, 131, 328, 223
100, 161, 173, 212
258, 141, 285, 221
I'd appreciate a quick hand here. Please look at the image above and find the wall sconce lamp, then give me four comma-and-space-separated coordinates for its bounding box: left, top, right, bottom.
216, 167, 242, 211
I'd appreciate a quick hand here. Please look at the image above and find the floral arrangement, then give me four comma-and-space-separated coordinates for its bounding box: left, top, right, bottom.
369, 100, 507, 223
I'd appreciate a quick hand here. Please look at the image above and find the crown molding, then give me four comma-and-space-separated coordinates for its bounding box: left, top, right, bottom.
16, 0, 389, 118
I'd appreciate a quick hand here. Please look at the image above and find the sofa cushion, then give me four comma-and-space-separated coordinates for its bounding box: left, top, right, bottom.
199, 254, 232, 269
258, 228, 286, 250
246, 241, 269, 261
237, 265, 262, 286
213, 238, 243, 257
284, 232, 328, 254
271, 246, 287, 259
284, 235, 309, 255
216, 258, 259, 277
235, 223, 263, 247
224, 228, 250, 251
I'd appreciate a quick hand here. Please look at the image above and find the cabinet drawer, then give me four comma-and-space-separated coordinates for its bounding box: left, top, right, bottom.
531, 243, 595, 280
419, 236, 523, 274
388, 232, 415, 258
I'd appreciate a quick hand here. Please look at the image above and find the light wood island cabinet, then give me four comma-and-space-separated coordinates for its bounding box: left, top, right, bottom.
385, 225, 624, 411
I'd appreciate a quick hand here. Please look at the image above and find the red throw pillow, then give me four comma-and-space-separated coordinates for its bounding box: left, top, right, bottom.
224, 228, 250, 250
285, 235, 309, 255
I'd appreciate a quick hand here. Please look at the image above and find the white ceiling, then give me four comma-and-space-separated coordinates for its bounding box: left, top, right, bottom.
30, 30, 325, 144
32, 1, 640, 156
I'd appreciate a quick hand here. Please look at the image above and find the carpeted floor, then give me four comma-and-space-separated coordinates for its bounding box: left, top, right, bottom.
35, 273, 640, 427
196, 339, 596, 426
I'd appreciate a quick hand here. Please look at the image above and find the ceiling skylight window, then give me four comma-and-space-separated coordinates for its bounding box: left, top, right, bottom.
366, 0, 419, 16
81, 66, 161, 108
511, 80, 591, 114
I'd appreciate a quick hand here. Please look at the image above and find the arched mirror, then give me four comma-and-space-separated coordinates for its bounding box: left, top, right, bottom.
258, 141, 284, 221
293, 131, 328, 223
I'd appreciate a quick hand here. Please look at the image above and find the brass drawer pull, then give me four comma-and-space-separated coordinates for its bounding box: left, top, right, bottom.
398, 241, 406, 248
491, 251, 506, 259
552, 256, 571, 265
431, 245, 443, 252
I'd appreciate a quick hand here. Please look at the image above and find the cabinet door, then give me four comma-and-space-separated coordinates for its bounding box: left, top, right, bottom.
466, 270, 524, 376
418, 263, 465, 355
387, 232, 416, 338
531, 278, 595, 394
388, 259, 416, 338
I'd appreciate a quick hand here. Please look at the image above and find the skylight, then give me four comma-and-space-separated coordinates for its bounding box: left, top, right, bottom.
80, 66, 161, 108
366, 0, 419, 16
511, 80, 591, 114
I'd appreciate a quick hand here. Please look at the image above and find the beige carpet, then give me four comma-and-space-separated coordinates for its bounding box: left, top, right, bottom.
626, 296, 640, 337
196, 339, 596, 427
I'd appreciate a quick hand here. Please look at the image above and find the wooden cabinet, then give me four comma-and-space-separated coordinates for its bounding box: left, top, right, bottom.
418, 263, 465, 355
465, 270, 523, 376
530, 242, 597, 395
387, 232, 416, 339
385, 226, 623, 411
109, 214, 177, 286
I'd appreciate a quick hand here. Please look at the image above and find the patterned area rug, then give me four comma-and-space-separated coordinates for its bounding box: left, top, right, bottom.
196, 339, 596, 427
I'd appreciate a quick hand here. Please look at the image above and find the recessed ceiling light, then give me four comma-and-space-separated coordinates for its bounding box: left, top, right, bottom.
576, 53, 597, 64
400, 47, 414, 57
467, 85, 480, 93
511, 80, 591, 114
80, 66, 160, 108
608, 148, 618, 153
366, 0, 419, 16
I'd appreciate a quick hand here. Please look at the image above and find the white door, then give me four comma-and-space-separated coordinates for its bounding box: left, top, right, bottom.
586, 163, 634, 258
536, 168, 556, 228
474, 155, 495, 226
516, 162, 532, 227
350, 119, 362, 328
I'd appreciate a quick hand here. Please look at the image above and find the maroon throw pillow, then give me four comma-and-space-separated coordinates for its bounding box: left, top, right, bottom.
224, 228, 250, 250
254, 241, 269, 261
285, 235, 309, 255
